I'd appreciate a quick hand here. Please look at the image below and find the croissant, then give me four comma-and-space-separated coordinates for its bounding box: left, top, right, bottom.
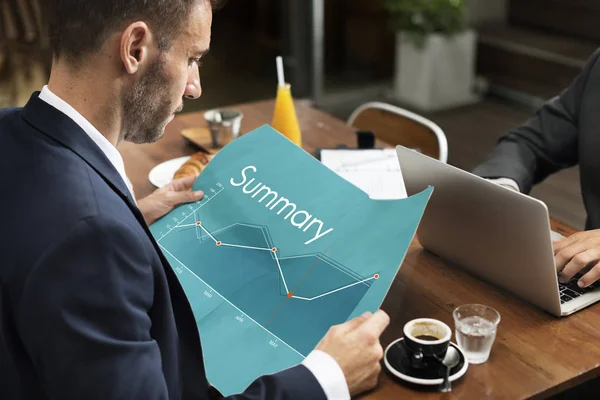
173, 152, 212, 180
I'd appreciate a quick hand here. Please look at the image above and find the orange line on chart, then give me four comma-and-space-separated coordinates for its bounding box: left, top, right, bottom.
266, 298, 289, 325
265, 250, 329, 325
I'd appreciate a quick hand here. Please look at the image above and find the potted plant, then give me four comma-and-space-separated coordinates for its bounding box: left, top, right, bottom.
383, 0, 479, 111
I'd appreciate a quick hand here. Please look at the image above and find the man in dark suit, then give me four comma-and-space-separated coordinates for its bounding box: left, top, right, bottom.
473, 49, 600, 290
0, 0, 390, 399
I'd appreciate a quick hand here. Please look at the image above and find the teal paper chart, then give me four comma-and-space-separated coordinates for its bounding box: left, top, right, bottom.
150, 125, 433, 395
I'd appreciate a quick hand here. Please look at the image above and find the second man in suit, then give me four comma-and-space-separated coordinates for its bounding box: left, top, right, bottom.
474, 49, 600, 290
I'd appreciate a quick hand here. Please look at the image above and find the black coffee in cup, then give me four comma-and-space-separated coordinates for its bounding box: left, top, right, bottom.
415, 334, 440, 341
403, 318, 451, 370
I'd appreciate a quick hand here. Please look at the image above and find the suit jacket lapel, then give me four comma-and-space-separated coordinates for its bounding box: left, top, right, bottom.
22, 93, 135, 205
22, 92, 206, 378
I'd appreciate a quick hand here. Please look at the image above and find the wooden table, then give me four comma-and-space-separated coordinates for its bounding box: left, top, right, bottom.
120, 99, 388, 199
120, 100, 600, 399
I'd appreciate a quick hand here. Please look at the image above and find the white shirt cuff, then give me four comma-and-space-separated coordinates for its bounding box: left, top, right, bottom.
301, 350, 350, 400
487, 177, 520, 192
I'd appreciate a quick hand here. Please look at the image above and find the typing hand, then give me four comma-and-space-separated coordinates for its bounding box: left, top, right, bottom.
315, 310, 390, 397
554, 229, 600, 288
138, 175, 204, 225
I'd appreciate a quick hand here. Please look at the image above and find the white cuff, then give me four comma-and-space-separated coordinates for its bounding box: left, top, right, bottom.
487, 177, 520, 192
301, 350, 350, 400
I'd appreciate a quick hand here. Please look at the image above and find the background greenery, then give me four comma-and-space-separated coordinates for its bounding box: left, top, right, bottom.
383, 0, 466, 47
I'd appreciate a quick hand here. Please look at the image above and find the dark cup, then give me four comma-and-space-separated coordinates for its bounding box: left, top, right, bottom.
356, 130, 375, 149
403, 318, 451, 370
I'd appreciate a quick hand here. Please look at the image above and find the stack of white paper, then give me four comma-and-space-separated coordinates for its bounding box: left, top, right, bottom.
320, 149, 407, 200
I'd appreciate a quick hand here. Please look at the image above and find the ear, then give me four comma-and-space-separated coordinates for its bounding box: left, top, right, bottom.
120, 22, 152, 74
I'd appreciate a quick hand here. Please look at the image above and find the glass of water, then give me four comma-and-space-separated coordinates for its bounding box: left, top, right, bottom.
453, 304, 501, 364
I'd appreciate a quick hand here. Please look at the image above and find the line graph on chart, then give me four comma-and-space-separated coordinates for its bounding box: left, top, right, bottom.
156, 184, 380, 357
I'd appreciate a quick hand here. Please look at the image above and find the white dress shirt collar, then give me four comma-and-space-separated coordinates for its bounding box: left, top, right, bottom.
38, 87, 349, 399
38, 86, 135, 199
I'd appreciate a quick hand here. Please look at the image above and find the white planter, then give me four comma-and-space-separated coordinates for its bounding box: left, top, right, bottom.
393, 30, 479, 112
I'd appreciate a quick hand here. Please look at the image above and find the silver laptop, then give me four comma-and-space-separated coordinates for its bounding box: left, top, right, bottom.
396, 145, 600, 317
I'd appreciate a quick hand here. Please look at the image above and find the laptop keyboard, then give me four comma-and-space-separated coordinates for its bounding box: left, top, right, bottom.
559, 273, 600, 304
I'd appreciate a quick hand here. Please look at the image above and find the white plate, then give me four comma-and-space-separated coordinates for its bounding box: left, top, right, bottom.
149, 156, 191, 188
383, 338, 469, 386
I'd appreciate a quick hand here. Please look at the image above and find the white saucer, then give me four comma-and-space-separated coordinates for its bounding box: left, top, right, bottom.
148, 156, 190, 188
383, 337, 469, 386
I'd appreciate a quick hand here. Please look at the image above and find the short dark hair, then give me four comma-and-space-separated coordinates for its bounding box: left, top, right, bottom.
46, 0, 221, 62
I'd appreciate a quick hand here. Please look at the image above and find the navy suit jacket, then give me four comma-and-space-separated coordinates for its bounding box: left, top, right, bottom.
0, 94, 326, 399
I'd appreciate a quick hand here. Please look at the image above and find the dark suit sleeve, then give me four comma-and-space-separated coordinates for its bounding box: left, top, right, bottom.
17, 216, 328, 400
473, 49, 600, 193
18, 216, 170, 400
225, 365, 327, 400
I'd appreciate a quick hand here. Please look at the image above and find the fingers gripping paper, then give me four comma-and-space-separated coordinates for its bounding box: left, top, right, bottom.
150, 125, 433, 395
